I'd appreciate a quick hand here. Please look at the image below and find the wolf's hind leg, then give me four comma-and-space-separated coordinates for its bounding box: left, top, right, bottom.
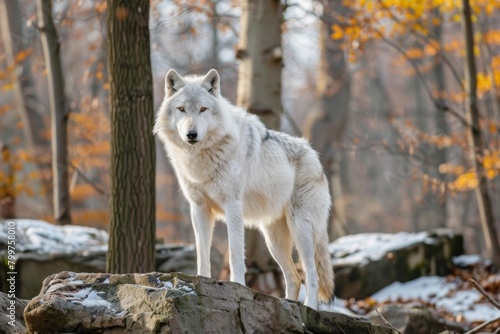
261, 217, 301, 301
286, 213, 319, 310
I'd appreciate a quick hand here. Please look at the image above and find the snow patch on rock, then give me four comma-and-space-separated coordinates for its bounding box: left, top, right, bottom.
0, 219, 108, 255
329, 231, 429, 266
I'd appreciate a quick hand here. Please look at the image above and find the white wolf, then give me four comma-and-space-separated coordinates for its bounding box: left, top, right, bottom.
153, 69, 334, 309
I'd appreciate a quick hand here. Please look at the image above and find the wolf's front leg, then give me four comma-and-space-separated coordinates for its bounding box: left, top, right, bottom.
223, 200, 246, 285
190, 204, 215, 278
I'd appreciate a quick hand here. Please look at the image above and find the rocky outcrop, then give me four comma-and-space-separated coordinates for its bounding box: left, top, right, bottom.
24, 271, 397, 334
0, 291, 29, 334
2, 244, 222, 299
330, 229, 464, 299
0, 220, 222, 299
1, 220, 463, 302
3, 220, 466, 331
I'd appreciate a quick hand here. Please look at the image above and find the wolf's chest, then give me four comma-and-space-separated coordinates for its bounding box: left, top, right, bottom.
176, 146, 242, 183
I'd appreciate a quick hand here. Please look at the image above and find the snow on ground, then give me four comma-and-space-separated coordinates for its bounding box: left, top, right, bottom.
452, 254, 491, 267
371, 276, 453, 303
300, 275, 500, 324
328, 231, 432, 266
371, 276, 500, 323
0, 219, 108, 254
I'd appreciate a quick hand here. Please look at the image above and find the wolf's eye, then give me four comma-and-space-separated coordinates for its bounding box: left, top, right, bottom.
200, 107, 207, 112
178, 107, 185, 112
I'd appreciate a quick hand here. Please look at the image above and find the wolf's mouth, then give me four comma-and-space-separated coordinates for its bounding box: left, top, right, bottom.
187, 140, 198, 145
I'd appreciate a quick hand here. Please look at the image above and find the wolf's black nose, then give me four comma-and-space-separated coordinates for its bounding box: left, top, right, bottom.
186, 131, 198, 140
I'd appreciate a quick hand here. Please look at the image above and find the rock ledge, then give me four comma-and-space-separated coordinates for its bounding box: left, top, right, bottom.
24, 271, 397, 334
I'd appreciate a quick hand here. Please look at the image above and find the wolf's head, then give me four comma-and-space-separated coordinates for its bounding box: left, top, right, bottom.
154, 69, 222, 147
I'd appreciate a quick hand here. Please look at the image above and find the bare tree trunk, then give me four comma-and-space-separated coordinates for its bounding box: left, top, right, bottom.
209, 0, 219, 69
236, 0, 282, 128
461, 0, 500, 266
37, 0, 71, 225
236, 0, 282, 292
0, 0, 45, 153
410, 49, 427, 231
304, 0, 350, 240
429, 13, 449, 228
106, 0, 156, 274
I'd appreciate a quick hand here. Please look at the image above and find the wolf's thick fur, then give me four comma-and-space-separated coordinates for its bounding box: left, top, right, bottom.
153, 69, 334, 309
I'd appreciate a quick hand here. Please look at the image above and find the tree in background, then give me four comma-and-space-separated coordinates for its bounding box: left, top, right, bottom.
106, 0, 156, 273
236, 0, 282, 128
235, 0, 283, 293
304, 0, 351, 240
461, 0, 500, 265
37, 0, 71, 225
0, 0, 45, 155
416, 7, 448, 231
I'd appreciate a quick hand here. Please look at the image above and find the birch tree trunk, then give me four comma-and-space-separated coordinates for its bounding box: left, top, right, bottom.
1, 0, 45, 154
236, 0, 282, 128
106, 0, 156, 274
37, 0, 71, 225
461, 0, 500, 266
236, 0, 282, 292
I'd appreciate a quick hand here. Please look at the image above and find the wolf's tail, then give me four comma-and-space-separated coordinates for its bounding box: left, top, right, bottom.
315, 232, 335, 303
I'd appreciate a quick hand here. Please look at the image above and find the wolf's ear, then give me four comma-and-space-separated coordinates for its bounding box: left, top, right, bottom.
165, 70, 184, 97
201, 69, 220, 97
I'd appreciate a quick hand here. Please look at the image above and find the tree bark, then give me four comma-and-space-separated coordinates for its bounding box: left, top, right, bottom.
236, 0, 282, 128
1, 0, 45, 153
461, 0, 500, 266
37, 0, 72, 225
106, 0, 156, 274
209, 0, 219, 69
236, 0, 282, 291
